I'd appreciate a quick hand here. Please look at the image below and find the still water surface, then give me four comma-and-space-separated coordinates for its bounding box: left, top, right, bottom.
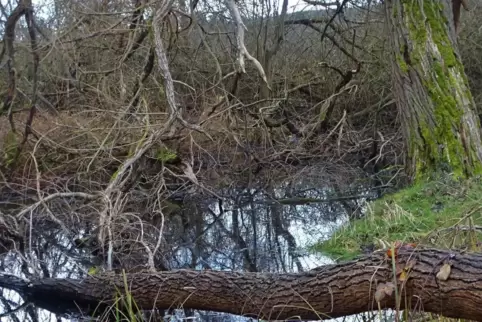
0, 182, 380, 321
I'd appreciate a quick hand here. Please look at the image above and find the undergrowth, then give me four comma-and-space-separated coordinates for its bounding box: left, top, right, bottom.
312, 175, 482, 261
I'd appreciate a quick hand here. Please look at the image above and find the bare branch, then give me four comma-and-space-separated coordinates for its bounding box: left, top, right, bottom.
225, 0, 270, 87
302, 0, 339, 6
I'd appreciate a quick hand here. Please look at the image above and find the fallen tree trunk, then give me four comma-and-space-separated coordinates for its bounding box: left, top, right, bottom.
2, 248, 482, 320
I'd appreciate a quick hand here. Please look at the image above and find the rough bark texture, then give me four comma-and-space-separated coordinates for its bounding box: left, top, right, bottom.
3, 249, 482, 320
385, 0, 482, 181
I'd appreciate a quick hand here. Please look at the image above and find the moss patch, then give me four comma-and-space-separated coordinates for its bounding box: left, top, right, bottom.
156, 147, 177, 162
400, 1, 482, 180
2, 130, 18, 167
312, 176, 482, 261
396, 53, 408, 73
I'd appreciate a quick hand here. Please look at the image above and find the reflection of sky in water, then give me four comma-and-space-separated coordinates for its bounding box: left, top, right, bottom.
0, 198, 371, 321
0, 0, 382, 319
0, 177, 379, 321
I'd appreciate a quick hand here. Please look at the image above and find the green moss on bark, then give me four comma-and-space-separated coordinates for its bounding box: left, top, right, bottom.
396, 54, 408, 73
399, 0, 482, 180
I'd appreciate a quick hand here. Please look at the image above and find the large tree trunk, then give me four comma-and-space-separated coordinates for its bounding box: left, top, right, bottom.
2, 249, 482, 320
385, 0, 482, 181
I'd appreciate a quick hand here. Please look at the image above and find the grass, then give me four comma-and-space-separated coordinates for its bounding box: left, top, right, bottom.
312, 175, 482, 261
87, 270, 146, 322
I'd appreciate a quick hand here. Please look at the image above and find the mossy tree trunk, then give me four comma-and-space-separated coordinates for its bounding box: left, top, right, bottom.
385, 0, 482, 181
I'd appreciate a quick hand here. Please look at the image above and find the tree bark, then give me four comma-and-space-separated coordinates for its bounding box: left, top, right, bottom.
385, 0, 482, 181
3, 249, 482, 320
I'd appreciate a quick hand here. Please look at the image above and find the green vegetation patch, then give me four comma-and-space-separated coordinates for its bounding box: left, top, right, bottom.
312, 176, 482, 261
3, 130, 18, 166
156, 147, 177, 162
399, 1, 482, 180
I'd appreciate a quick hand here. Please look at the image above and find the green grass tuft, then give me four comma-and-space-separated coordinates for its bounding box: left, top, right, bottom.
312, 176, 482, 261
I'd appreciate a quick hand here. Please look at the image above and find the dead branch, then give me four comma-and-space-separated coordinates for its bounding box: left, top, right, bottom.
225, 0, 269, 87
1, 0, 30, 130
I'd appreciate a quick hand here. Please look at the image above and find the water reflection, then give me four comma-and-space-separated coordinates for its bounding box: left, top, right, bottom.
0, 180, 379, 321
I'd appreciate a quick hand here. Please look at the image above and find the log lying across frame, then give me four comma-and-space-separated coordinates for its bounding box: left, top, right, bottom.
1, 248, 482, 320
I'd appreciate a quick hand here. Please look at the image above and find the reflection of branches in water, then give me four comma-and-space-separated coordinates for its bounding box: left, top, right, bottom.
0, 178, 376, 321
0, 175, 376, 275
0, 0, 403, 319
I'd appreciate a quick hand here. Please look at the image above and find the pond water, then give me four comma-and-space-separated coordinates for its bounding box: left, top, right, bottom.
0, 179, 381, 321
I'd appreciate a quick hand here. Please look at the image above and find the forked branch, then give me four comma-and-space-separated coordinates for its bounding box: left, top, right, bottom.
225, 0, 269, 87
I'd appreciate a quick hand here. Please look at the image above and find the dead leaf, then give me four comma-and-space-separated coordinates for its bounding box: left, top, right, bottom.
395, 262, 404, 275
375, 282, 395, 302
386, 241, 416, 259
383, 282, 395, 296
436, 263, 452, 281
375, 284, 386, 303
386, 247, 397, 258
398, 259, 417, 282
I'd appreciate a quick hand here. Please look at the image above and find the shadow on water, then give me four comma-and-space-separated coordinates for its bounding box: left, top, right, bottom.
0, 179, 382, 321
